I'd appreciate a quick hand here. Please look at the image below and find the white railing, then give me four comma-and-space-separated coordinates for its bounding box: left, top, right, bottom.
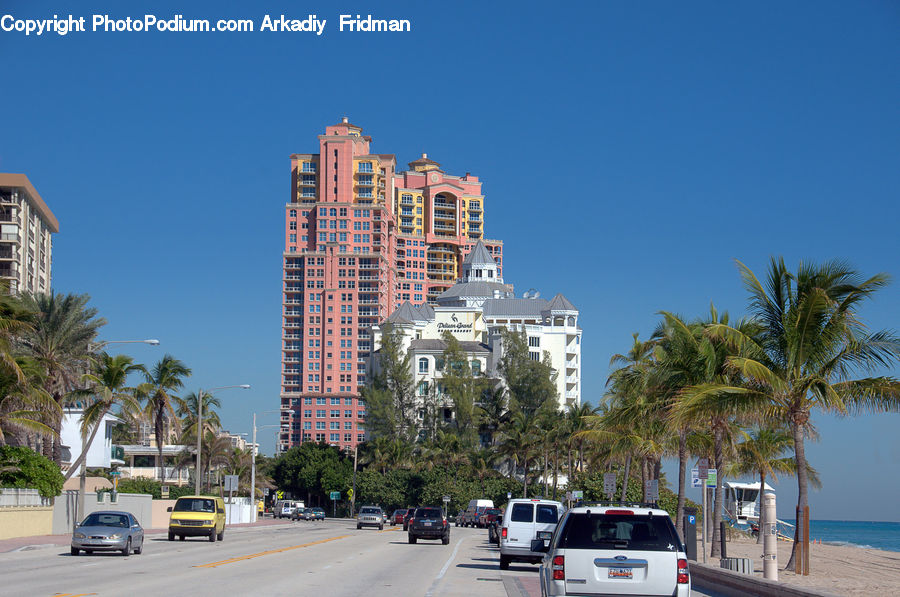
0, 488, 50, 507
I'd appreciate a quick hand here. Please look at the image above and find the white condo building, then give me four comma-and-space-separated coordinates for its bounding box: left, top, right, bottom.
0, 173, 58, 295
370, 241, 582, 424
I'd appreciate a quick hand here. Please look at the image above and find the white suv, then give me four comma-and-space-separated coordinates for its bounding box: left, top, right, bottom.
534, 505, 690, 597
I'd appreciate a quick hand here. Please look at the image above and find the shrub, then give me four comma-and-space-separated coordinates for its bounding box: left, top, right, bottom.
0, 445, 65, 498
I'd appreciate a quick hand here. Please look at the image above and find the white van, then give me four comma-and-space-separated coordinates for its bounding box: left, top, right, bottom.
499, 498, 564, 569
463, 499, 494, 527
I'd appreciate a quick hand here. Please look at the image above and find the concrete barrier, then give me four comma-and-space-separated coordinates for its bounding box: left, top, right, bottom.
691, 562, 842, 597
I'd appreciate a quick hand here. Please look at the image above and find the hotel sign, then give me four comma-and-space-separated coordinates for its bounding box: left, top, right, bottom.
436, 313, 474, 333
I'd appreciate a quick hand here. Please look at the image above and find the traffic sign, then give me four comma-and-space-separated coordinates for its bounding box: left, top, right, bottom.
224, 475, 239, 492
698, 458, 709, 479
691, 468, 702, 488
705, 469, 717, 488
109, 470, 121, 476
603, 472, 617, 499
571, 490, 583, 500
442, 495, 450, 503
330, 491, 340, 500
347, 488, 354, 499
645, 479, 659, 502
276, 490, 284, 499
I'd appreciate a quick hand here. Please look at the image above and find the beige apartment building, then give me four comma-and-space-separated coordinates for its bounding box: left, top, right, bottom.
0, 174, 58, 294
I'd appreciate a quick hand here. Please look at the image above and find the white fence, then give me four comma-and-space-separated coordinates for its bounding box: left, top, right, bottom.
224, 496, 254, 525
0, 488, 51, 507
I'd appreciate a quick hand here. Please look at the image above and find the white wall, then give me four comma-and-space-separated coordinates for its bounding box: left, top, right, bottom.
60, 409, 118, 469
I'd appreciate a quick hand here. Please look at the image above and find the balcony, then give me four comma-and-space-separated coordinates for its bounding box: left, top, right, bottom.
566, 375, 578, 385
0, 233, 19, 242
467, 204, 482, 212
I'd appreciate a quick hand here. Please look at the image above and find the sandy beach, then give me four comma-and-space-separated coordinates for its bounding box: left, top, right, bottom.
711, 535, 900, 595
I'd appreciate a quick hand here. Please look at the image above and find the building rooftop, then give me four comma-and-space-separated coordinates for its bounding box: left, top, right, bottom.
482, 298, 550, 317
546, 293, 577, 311
0, 173, 60, 233
463, 240, 495, 265
436, 281, 512, 300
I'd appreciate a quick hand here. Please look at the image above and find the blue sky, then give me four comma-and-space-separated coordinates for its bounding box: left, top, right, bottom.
1, 1, 898, 520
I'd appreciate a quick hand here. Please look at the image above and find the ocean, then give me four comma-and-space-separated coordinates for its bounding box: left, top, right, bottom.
808, 520, 900, 552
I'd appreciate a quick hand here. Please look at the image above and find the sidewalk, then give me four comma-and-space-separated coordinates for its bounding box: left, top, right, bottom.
0, 516, 293, 554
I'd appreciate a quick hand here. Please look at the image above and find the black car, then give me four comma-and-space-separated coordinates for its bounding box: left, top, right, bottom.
408, 507, 450, 545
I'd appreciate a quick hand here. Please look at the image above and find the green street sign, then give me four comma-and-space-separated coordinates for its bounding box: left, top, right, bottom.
330, 491, 340, 500
705, 469, 717, 488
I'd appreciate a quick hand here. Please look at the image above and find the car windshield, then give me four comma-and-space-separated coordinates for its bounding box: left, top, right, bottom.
81, 513, 129, 528
558, 513, 682, 552
313, 508, 324, 513
485, 509, 502, 516
173, 498, 216, 513
415, 508, 442, 518
360, 507, 381, 514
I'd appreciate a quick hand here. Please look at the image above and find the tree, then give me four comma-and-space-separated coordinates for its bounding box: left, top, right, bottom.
140, 355, 192, 482
63, 352, 142, 481
363, 325, 416, 440
438, 332, 488, 440
0, 357, 57, 446
497, 329, 558, 415
725, 425, 819, 544
0, 445, 64, 498
176, 391, 222, 438
679, 258, 900, 569
18, 292, 105, 464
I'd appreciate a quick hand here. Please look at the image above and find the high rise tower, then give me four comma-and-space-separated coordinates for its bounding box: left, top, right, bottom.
279, 119, 503, 452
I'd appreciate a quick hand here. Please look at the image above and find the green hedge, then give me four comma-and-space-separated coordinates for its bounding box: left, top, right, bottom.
0, 446, 64, 498
111, 477, 197, 499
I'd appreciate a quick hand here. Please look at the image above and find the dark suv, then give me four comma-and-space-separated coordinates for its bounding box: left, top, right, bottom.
408, 507, 450, 545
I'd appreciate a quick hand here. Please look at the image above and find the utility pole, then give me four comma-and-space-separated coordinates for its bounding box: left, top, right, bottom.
250, 413, 257, 522
351, 445, 358, 517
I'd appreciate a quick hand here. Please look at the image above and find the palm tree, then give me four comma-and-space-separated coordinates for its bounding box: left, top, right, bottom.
18, 292, 105, 464
141, 355, 191, 482
498, 412, 538, 497
680, 258, 900, 569
176, 391, 222, 438
0, 357, 57, 446
64, 352, 142, 481
725, 425, 820, 544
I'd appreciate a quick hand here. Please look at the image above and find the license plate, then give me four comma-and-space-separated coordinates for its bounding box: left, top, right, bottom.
608, 567, 633, 579
537, 531, 552, 540
424, 522, 432, 526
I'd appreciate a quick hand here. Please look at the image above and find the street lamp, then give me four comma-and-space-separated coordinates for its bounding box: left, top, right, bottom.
75, 338, 160, 531
195, 384, 250, 495
250, 410, 279, 521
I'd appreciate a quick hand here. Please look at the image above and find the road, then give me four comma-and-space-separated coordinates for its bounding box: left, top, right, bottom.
1, 519, 717, 596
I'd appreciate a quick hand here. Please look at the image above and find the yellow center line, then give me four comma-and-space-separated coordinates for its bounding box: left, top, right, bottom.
378, 527, 399, 533
193, 535, 350, 569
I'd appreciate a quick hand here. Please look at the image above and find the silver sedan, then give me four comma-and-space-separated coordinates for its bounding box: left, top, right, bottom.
71, 510, 144, 556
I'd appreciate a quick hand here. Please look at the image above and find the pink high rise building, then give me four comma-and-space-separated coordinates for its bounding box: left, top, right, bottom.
279, 119, 503, 452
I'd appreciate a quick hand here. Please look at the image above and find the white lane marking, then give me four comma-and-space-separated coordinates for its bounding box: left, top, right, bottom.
424, 536, 465, 597
323, 565, 332, 569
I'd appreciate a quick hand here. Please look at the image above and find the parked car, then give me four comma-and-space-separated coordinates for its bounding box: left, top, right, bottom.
499, 498, 564, 569
481, 508, 504, 544
357, 506, 384, 530
391, 509, 407, 526
402, 507, 416, 531
408, 506, 450, 545
310, 507, 325, 520
71, 510, 144, 556
455, 510, 465, 527
534, 504, 690, 596
167, 495, 227, 542
479, 507, 503, 528
463, 499, 494, 527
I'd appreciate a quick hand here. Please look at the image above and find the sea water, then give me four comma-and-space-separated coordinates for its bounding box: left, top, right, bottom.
808, 520, 900, 552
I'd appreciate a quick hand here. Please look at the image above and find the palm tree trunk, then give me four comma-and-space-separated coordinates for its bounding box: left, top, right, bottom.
641, 458, 649, 501
653, 458, 662, 481
620, 455, 631, 501
543, 448, 549, 497
711, 424, 725, 558
676, 430, 687, 539
785, 416, 809, 571
552, 448, 559, 501
522, 456, 528, 498
757, 470, 766, 545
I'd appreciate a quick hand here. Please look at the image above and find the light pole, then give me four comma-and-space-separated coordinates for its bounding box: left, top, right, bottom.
74, 338, 159, 531
195, 384, 250, 495
249, 411, 279, 521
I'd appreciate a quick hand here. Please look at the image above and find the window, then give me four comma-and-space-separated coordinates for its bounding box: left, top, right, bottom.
330, 433, 340, 442
510, 503, 534, 523
530, 352, 541, 362
557, 513, 681, 552
330, 410, 340, 418
316, 410, 325, 418
358, 162, 373, 173
529, 336, 540, 347
418, 358, 429, 374
344, 421, 353, 430
471, 360, 481, 374
536, 504, 559, 524
315, 422, 326, 430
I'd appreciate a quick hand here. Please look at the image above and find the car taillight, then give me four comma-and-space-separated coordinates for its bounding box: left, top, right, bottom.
552, 555, 565, 580
677, 558, 689, 584
501, 527, 507, 539
604, 509, 634, 515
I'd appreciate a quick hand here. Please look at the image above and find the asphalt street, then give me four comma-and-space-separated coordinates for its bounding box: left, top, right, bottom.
1, 519, 717, 597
